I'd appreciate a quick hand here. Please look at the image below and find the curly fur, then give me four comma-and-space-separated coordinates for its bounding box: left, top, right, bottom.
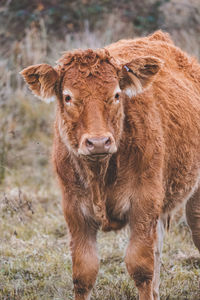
21, 30, 200, 300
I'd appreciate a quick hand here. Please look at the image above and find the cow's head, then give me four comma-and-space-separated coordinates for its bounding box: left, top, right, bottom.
20, 49, 162, 159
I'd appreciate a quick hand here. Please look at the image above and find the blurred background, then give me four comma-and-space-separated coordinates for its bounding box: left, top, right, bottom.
0, 1, 200, 299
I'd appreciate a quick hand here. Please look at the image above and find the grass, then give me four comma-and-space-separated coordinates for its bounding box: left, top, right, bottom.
0, 185, 199, 300
0, 22, 200, 300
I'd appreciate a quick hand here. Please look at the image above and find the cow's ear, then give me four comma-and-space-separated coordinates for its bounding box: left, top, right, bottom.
119, 56, 163, 98
20, 64, 58, 103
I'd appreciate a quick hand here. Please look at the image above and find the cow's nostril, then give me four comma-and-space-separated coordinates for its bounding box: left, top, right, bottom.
83, 135, 114, 155
85, 139, 94, 150
105, 137, 111, 148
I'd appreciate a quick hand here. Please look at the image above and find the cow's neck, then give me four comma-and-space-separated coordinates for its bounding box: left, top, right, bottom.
71, 153, 112, 230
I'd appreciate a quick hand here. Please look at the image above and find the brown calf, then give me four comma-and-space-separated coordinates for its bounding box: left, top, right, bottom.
21, 30, 200, 300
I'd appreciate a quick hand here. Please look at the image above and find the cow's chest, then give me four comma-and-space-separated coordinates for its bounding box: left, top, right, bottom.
104, 171, 133, 230
78, 154, 135, 231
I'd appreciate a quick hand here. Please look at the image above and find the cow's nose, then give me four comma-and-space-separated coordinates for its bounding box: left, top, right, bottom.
85, 136, 112, 154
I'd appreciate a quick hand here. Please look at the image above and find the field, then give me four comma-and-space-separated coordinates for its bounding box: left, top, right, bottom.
1, 2, 200, 299
1, 178, 200, 299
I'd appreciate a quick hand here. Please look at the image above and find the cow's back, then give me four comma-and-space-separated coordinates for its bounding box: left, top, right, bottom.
107, 31, 200, 214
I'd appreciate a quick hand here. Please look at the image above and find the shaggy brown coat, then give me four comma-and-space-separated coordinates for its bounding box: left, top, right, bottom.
21, 30, 200, 300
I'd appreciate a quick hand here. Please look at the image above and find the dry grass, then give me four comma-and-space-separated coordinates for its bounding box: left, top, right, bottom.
0, 23, 200, 300
0, 187, 199, 299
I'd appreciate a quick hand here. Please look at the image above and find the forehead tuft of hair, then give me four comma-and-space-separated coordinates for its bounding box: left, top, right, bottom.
56, 48, 120, 74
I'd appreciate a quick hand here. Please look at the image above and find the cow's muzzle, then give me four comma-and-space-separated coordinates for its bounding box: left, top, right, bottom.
78, 133, 117, 157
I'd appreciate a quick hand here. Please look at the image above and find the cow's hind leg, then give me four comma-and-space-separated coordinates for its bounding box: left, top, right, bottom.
186, 186, 200, 251
153, 218, 166, 300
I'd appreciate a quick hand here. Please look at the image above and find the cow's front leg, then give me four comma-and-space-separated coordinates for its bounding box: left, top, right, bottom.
62, 197, 99, 300
125, 237, 155, 300
125, 198, 160, 300
71, 232, 99, 300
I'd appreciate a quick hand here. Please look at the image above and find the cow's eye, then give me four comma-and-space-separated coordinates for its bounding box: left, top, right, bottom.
115, 93, 119, 99
114, 93, 120, 103
64, 95, 72, 105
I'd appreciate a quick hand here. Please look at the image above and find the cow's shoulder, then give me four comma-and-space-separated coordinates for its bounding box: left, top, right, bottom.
106, 31, 200, 86
147, 30, 174, 44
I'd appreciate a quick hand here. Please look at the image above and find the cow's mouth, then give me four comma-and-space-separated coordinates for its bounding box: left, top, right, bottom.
85, 153, 111, 161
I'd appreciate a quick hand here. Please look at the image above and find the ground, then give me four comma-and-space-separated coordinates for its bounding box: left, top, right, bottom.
0, 179, 200, 299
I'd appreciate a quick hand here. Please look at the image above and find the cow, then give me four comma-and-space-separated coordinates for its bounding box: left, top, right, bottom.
20, 30, 200, 300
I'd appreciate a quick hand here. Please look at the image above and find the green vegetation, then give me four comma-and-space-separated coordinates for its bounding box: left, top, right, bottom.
1, 1, 200, 299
